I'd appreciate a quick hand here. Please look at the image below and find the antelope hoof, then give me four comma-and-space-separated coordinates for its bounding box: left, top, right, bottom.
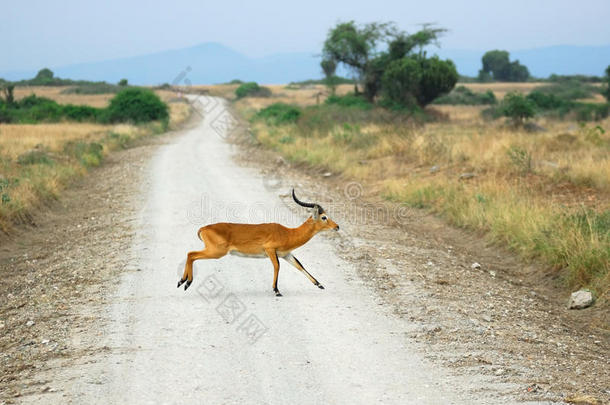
184, 280, 192, 291
317, 284, 325, 289
177, 278, 186, 288
274, 291, 283, 297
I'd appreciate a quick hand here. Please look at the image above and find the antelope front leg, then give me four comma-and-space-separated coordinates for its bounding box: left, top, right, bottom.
283, 253, 324, 289
265, 249, 282, 297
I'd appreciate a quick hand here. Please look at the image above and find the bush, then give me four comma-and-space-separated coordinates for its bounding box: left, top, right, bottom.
433, 86, 497, 105
62, 104, 100, 121
63, 141, 104, 166
254, 103, 301, 125
534, 80, 598, 100
104, 88, 168, 124
382, 56, 458, 107
500, 92, 536, 125
574, 103, 609, 122
235, 82, 272, 98
17, 147, 54, 165
325, 93, 372, 110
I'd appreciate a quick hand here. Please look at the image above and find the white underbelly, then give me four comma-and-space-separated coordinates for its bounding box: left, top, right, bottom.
229, 251, 267, 259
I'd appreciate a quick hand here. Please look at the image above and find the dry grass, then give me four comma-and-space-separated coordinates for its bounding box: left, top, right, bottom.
13, 86, 113, 108
0, 87, 191, 232
230, 83, 610, 296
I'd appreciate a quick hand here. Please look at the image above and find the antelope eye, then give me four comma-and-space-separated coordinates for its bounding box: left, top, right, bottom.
321, 215, 327, 221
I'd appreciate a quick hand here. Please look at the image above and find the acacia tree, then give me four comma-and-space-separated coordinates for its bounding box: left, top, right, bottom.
323, 21, 455, 104
322, 21, 396, 100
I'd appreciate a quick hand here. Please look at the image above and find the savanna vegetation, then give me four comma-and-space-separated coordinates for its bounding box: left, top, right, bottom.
232, 22, 610, 299
0, 76, 191, 232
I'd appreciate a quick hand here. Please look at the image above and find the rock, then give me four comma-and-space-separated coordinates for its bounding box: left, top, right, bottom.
471, 262, 481, 270
537, 160, 560, 170
430, 165, 439, 174
275, 157, 286, 166
459, 172, 476, 180
494, 368, 505, 376
567, 290, 594, 309
322, 172, 332, 177
26, 320, 35, 327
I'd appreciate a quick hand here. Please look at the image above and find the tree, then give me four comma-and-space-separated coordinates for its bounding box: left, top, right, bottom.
323, 21, 452, 103
322, 21, 395, 100
603, 65, 610, 102
35, 68, 54, 80
382, 56, 457, 108
479, 50, 530, 82
416, 57, 458, 107
118, 78, 128, 87
320, 59, 337, 95
381, 57, 421, 106
1, 83, 15, 105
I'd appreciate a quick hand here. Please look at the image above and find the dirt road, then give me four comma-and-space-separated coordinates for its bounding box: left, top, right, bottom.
7, 97, 607, 404
7, 97, 486, 404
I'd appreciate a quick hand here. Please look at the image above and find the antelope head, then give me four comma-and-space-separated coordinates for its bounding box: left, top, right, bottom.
292, 189, 339, 232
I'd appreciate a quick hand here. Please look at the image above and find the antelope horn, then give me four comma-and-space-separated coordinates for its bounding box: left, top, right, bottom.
292, 189, 324, 215
292, 189, 316, 208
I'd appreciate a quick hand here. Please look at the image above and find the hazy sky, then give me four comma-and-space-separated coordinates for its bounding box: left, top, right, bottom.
2, 0, 610, 71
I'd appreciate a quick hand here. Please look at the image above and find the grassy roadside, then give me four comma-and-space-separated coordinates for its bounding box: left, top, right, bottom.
232, 84, 609, 300
0, 89, 191, 233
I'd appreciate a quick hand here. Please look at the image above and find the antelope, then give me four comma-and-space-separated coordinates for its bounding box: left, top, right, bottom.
177, 189, 340, 296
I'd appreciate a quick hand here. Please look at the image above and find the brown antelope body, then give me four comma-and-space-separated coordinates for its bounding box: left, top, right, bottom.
178, 190, 339, 296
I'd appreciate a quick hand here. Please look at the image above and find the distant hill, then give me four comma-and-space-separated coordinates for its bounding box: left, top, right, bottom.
1, 42, 609, 85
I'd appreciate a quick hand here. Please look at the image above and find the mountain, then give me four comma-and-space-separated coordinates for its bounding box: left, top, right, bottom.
0, 43, 322, 85
1, 43, 608, 84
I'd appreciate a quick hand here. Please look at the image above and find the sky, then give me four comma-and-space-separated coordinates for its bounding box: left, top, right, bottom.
2, 0, 610, 71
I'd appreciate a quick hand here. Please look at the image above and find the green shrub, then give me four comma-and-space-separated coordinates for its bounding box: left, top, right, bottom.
534, 80, 598, 100
573, 103, 609, 122
235, 82, 272, 98
104, 88, 168, 124
325, 93, 372, 110
433, 86, 497, 105
107, 132, 132, 149
500, 92, 536, 125
17, 148, 54, 165
62, 104, 100, 121
63, 141, 103, 166
254, 103, 301, 125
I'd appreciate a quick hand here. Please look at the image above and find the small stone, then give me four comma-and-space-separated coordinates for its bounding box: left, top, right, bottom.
567, 289, 594, 309
322, 172, 332, 177
26, 320, 35, 327
489, 270, 496, 277
41, 339, 50, 344
430, 165, 439, 173
471, 262, 481, 269
494, 368, 505, 376
459, 172, 476, 180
